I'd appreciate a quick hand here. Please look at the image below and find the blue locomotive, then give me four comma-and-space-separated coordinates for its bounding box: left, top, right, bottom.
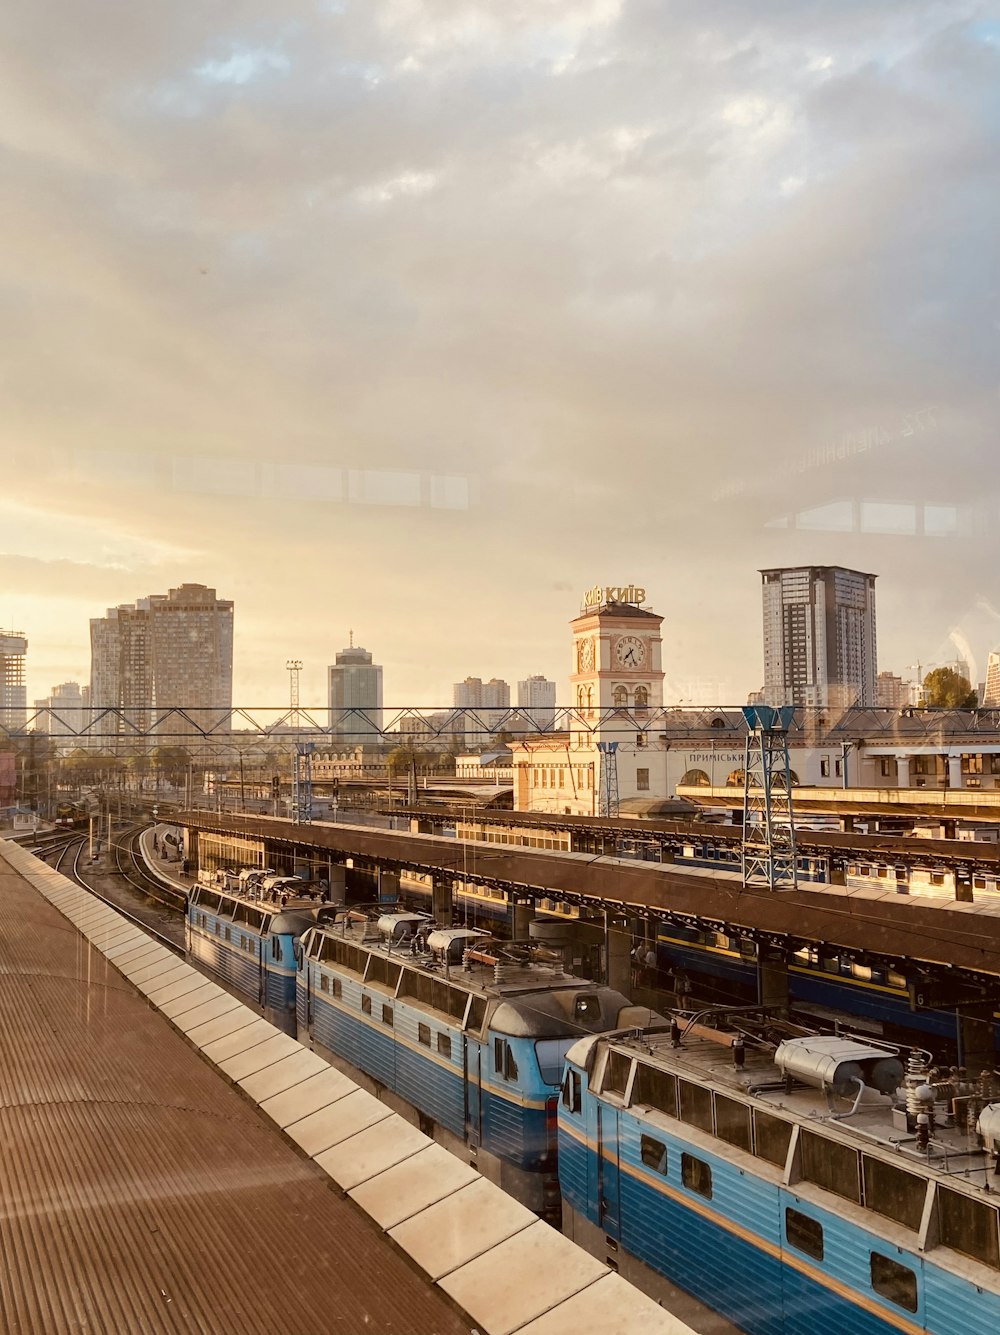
560, 1012, 1000, 1334
297, 909, 659, 1222
186, 870, 339, 1033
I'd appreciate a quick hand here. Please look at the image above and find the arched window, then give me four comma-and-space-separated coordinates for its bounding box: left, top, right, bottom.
613, 685, 628, 708
680, 769, 711, 787
634, 685, 649, 709
576, 685, 585, 707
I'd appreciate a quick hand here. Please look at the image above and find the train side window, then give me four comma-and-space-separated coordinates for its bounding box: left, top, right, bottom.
418, 1023, 431, 1047
634, 1062, 676, 1117
640, 1135, 667, 1175
331, 977, 342, 999
870, 1253, 918, 1313
681, 1153, 712, 1199
494, 1037, 518, 1079
786, 1208, 824, 1261
362, 995, 372, 1016
938, 1187, 1000, 1269
320, 975, 330, 994
561, 1069, 582, 1113
437, 1033, 452, 1059
505, 1044, 518, 1081
382, 1004, 393, 1027
271, 936, 280, 961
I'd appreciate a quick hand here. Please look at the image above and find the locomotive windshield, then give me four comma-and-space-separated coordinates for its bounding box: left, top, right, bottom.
535, 1038, 578, 1085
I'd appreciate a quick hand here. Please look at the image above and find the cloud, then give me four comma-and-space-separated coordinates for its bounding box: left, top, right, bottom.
0, 1, 996, 704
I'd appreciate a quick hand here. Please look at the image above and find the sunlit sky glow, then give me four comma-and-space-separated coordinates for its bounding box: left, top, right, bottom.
2, 1, 997, 706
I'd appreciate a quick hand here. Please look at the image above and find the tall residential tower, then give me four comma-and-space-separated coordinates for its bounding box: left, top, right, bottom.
328, 641, 383, 744
89, 584, 233, 740
761, 566, 877, 710
0, 631, 28, 731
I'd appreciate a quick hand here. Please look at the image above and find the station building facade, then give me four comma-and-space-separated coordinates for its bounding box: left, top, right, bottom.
513, 586, 1000, 815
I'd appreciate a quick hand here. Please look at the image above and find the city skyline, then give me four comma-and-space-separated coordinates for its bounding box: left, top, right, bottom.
2, 6, 996, 711
7, 568, 993, 720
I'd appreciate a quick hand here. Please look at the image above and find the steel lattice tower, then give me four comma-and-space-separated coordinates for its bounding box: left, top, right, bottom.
741, 705, 798, 890
597, 741, 620, 818
292, 741, 314, 825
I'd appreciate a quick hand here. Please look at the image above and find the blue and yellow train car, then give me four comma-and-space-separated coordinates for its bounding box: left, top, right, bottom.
560, 1018, 1000, 1335
187, 874, 337, 1033
297, 912, 657, 1222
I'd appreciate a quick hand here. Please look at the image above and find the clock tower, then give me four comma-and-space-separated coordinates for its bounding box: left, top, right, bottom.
512, 584, 669, 814
571, 590, 665, 730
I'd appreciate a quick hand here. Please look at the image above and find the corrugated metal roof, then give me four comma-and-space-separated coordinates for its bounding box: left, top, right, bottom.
0, 850, 470, 1335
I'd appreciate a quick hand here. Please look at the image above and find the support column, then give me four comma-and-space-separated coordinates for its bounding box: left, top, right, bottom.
955, 866, 974, 903
840, 814, 856, 833
512, 897, 534, 940
757, 948, 789, 1011
605, 923, 632, 996
432, 874, 454, 924
325, 862, 347, 905
942, 819, 958, 841
958, 1005, 997, 1076
377, 868, 400, 903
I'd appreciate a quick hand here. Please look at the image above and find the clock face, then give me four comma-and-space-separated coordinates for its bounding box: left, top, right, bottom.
578, 638, 595, 671
615, 635, 646, 668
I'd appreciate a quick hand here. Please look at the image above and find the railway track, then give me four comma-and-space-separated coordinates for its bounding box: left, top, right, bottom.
112, 824, 188, 913
49, 835, 184, 955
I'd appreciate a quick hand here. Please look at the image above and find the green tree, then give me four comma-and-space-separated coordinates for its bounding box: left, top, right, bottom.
922, 667, 978, 708
150, 746, 192, 788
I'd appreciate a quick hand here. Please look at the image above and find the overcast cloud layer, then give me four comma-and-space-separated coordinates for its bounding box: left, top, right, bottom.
2, 1, 998, 706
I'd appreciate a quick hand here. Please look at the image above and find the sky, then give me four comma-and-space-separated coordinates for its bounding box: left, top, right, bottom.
2, 1, 998, 709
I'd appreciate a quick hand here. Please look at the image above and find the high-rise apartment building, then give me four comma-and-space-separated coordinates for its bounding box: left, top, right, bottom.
90, 584, 233, 740
453, 677, 510, 746
452, 677, 511, 710
761, 566, 877, 710
328, 641, 383, 743
983, 653, 1000, 708
875, 671, 911, 709
0, 631, 28, 731
516, 675, 556, 730
32, 682, 84, 737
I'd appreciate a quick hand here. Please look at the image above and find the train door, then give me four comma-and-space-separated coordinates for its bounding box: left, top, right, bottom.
596, 1104, 621, 1239
464, 1036, 483, 1152
258, 933, 268, 1008
298, 938, 315, 1039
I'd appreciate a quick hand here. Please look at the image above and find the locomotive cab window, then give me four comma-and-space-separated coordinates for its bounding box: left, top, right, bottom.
562, 1069, 582, 1113
493, 1038, 518, 1081
574, 994, 601, 1022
